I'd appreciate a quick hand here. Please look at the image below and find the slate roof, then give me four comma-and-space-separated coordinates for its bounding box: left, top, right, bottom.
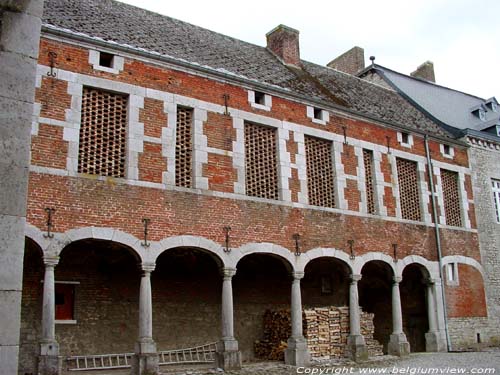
42, 0, 454, 139
362, 65, 500, 135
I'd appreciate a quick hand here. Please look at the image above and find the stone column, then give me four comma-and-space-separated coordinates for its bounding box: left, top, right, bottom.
216, 268, 241, 370
424, 278, 440, 352
347, 274, 368, 361
131, 263, 159, 375
428, 279, 447, 352
0, 1, 44, 373
285, 271, 310, 366
38, 256, 62, 375
388, 276, 410, 356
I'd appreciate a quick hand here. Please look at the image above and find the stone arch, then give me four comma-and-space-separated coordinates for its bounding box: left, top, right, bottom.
57, 227, 144, 262
355, 252, 396, 276
24, 223, 50, 252
233, 242, 295, 272
441, 255, 485, 279
398, 255, 438, 279
154, 235, 227, 268
297, 248, 353, 274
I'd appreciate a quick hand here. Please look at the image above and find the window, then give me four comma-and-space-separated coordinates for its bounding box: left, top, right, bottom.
244, 122, 278, 200
78, 87, 128, 178
175, 107, 193, 188
445, 263, 459, 286
397, 131, 413, 148
99, 52, 114, 68
363, 149, 376, 214
248, 90, 272, 111
307, 106, 329, 125
492, 179, 500, 223
440, 144, 454, 159
305, 135, 335, 208
55, 283, 76, 322
396, 158, 421, 221
441, 169, 462, 227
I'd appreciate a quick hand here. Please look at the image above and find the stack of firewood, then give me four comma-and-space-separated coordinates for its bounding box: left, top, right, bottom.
255, 306, 383, 360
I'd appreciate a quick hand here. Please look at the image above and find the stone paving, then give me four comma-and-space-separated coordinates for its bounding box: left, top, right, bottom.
161, 349, 500, 375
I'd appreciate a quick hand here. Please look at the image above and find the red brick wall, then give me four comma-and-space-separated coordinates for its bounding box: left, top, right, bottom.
446, 264, 487, 317
35, 76, 72, 121
140, 98, 167, 138
138, 142, 166, 184
31, 123, 68, 169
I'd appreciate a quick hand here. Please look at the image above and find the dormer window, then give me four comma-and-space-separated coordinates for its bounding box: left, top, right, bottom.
485, 98, 498, 112
491, 102, 498, 112
248, 90, 272, 111
307, 106, 329, 125
479, 108, 486, 121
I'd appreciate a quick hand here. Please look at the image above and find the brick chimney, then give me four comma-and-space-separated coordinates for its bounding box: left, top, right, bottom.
327, 46, 365, 75
410, 61, 435, 82
266, 25, 300, 67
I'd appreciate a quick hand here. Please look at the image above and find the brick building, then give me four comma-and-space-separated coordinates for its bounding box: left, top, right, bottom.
6, 0, 490, 374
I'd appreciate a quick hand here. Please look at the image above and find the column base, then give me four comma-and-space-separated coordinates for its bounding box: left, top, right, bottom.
388, 333, 410, 357
216, 338, 241, 370
37, 355, 62, 375
284, 337, 310, 367
425, 331, 447, 352
347, 334, 368, 362
131, 340, 159, 375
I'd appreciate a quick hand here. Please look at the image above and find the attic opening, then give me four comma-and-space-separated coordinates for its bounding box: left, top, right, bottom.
313, 107, 323, 120
254, 91, 266, 105
443, 144, 451, 155
401, 132, 410, 145
99, 52, 114, 68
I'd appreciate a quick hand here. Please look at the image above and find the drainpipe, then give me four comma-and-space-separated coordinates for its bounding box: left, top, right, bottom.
425, 135, 452, 351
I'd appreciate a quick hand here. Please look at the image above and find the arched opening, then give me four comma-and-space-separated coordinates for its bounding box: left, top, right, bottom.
233, 253, 292, 361
359, 260, 393, 354
152, 247, 222, 350
401, 263, 429, 352
301, 257, 351, 359
55, 239, 141, 356
302, 257, 350, 306
19, 238, 45, 375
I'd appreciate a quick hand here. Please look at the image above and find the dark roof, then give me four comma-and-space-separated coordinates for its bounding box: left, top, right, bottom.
360, 64, 500, 136
42, 0, 454, 140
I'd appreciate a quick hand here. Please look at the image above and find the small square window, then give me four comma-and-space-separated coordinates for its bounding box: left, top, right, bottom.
307, 106, 329, 124
99, 52, 114, 68
254, 91, 266, 105
313, 107, 323, 120
443, 144, 451, 155
401, 132, 409, 144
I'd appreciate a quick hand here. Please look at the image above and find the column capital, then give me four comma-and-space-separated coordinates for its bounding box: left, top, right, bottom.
141, 262, 156, 273
350, 274, 362, 283
422, 277, 436, 286
393, 276, 402, 284
221, 267, 237, 279
43, 256, 59, 267
291, 271, 304, 280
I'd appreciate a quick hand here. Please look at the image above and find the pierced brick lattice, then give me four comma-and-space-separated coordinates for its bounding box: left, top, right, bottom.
244, 122, 278, 200
78, 87, 127, 177
441, 169, 461, 226
363, 149, 375, 214
305, 136, 335, 208
176, 107, 193, 188
396, 158, 421, 221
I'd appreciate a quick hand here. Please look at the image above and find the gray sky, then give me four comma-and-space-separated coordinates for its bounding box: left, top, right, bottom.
118, 0, 499, 99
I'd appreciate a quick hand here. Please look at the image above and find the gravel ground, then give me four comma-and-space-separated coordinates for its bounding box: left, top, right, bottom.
161, 349, 500, 375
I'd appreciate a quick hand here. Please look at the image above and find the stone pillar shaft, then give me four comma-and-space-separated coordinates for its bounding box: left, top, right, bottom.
138, 270, 153, 341
216, 268, 241, 370
426, 282, 438, 332
221, 269, 235, 340
347, 274, 368, 362
285, 271, 310, 366
41, 261, 57, 344
392, 277, 404, 334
